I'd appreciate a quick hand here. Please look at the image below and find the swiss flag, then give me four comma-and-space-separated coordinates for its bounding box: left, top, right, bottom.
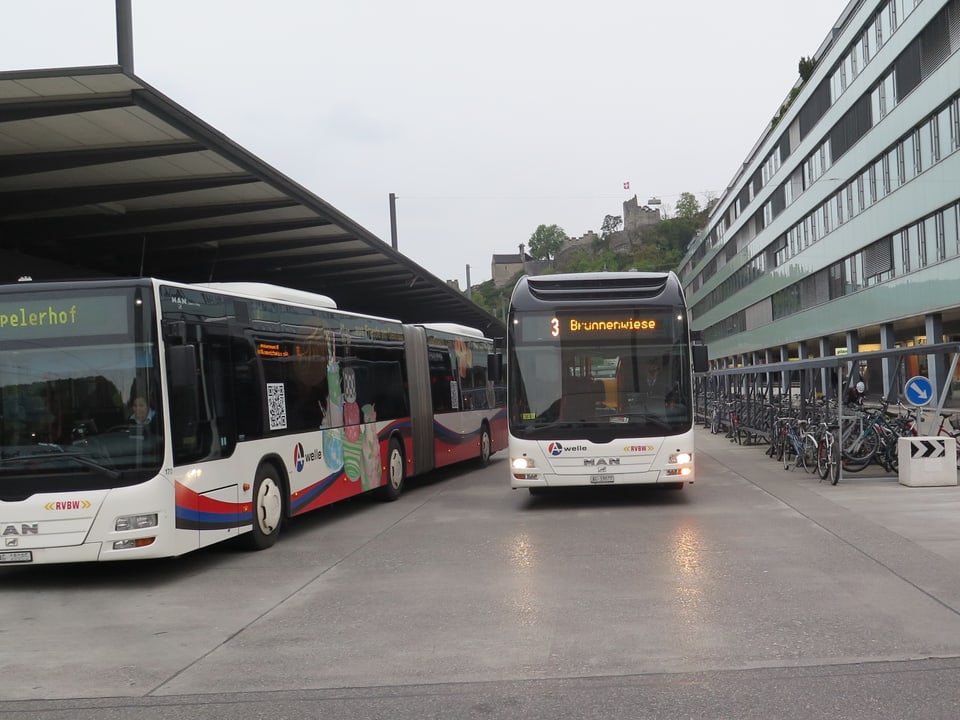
623, 181, 630, 190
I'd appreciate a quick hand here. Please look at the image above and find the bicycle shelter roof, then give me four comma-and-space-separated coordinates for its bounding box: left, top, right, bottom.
0, 66, 505, 338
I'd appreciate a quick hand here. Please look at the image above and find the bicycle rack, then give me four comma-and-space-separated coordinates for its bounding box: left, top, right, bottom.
695, 342, 960, 483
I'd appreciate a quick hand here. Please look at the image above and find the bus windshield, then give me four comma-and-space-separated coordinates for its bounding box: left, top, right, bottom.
509, 306, 693, 441
0, 290, 162, 495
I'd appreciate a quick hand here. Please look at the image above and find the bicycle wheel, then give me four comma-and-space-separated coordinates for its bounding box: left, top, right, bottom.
782, 438, 795, 470
817, 437, 830, 480
766, 425, 780, 457
830, 434, 841, 484
842, 426, 879, 467
800, 435, 818, 473
774, 429, 785, 462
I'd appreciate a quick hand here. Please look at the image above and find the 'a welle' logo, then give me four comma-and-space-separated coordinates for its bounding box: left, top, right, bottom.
293, 443, 323, 472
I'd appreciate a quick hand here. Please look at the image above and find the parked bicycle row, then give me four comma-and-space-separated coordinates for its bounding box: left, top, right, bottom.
702, 391, 960, 485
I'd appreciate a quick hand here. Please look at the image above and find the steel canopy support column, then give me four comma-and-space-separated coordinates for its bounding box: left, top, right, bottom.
846, 330, 860, 390
819, 337, 832, 400
780, 346, 789, 398
764, 349, 773, 400
880, 323, 896, 402
926, 313, 947, 402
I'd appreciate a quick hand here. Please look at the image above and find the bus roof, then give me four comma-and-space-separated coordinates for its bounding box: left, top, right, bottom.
510, 271, 684, 310
420, 322, 487, 339
194, 282, 338, 309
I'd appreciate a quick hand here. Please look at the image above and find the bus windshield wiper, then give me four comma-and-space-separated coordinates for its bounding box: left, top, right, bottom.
0, 450, 122, 480
614, 412, 675, 432
526, 420, 583, 430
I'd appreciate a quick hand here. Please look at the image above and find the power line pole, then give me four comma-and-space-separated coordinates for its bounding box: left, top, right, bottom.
389, 193, 398, 250
116, 0, 134, 73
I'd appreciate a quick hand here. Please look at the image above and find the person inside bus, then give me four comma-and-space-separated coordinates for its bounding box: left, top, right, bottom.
642, 358, 668, 397
128, 395, 158, 435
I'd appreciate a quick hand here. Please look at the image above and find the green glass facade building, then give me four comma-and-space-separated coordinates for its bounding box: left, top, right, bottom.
680, 0, 960, 392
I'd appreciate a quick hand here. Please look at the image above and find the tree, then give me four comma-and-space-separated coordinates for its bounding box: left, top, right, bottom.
528, 224, 567, 261
600, 214, 622, 240
674, 191, 701, 220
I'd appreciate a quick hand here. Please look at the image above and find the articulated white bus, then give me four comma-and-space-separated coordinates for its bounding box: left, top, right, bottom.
507, 272, 707, 493
0, 278, 505, 564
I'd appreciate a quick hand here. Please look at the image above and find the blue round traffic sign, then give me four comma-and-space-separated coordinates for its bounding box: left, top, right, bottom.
904, 375, 934, 406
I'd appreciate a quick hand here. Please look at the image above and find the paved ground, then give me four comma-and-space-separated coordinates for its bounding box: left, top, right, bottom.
3, 427, 960, 719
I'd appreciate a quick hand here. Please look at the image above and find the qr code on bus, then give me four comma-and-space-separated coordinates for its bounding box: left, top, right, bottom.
266, 383, 287, 430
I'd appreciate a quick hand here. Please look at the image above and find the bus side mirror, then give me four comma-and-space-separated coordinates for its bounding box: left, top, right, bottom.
488, 352, 503, 383
167, 344, 197, 389
692, 345, 709, 374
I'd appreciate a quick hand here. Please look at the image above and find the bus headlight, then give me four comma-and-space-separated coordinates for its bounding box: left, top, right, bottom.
512, 456, 539, 480
669, 452, 692, 465
115, 513, 158, 531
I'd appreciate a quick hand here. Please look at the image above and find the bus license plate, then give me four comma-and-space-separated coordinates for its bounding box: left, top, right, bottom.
0, 550, 32, 564
590, 474, 614, 484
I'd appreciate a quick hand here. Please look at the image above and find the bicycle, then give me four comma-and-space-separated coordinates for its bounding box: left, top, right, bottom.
816, 420, 841, 485
782, 417, 817, 473
709, 396, 724, 435
838, 403, 882, 473
725, 398, 743, 445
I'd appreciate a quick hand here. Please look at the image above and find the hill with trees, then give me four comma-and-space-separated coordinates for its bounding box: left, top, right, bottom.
469, 191, 710, 322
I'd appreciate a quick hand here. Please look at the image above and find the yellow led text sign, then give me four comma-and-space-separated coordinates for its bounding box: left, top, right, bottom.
0, 304, 77, 329
0, 296, 129, 340
564, 318, 657, 334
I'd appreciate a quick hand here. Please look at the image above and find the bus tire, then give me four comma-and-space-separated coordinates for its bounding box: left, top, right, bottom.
477, 424, 492, 467
375, 437, 405, 502
242, 463, 283, 551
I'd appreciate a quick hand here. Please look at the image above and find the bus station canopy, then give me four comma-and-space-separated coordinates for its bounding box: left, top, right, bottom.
0, 66, 505, 338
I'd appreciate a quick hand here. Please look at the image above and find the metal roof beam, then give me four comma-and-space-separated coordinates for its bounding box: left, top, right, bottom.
0, 93, 135, 122
0, 140, 206, 178
0, 174, 259, 215
105, 217, 335, 245
0, 198, 304, 238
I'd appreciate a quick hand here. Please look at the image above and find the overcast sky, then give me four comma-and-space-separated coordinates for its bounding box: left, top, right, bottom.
2, 0, 847, 287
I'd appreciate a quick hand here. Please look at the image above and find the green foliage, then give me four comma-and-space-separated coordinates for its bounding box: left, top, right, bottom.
771, 86, 802, 128
674, 192, 700, 220
772, 55, 816, 128
468, 278, 514, 321
528, 223, 567, 261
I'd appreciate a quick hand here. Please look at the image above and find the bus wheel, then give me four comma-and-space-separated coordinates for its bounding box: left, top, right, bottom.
243, 464, 283, 550
375, 438, 405, 502
477, 425, 492, 467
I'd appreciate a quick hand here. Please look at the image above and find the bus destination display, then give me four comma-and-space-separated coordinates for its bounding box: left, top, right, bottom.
518, 310, 675, 342
0, 295, 129, 341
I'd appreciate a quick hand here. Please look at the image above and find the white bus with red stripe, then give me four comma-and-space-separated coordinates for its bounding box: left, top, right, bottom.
0, 278, 505, 564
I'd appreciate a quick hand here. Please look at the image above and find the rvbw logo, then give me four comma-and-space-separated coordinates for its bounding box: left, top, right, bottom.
293, 443, 323, 472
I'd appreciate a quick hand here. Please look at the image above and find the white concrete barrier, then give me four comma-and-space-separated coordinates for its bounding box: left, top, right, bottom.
898, 437, 958, 487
